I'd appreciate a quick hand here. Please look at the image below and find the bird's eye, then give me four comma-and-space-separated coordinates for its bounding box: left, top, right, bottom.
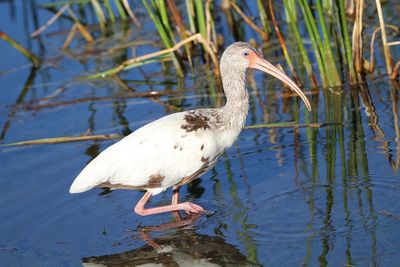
242, 51, 250, 57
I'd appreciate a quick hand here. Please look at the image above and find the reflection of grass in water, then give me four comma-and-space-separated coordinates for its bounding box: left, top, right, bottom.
298, 84, 382, 264
222, 153, 260, 265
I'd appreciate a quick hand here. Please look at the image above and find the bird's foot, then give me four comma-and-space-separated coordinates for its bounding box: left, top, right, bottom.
134, 192, 209, 216
182, 202, 204, 214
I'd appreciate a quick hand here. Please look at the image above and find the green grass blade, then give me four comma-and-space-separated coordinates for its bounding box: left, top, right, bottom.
316, 0, 341, 86
194, 0, 206, 38
193, 0, 209, 52
257, 0, 271, 34
298, 0, 328, 87
114, 0, 127, 20
104, 0, 115, 22
156, 0, 177, 43
336, 0, 356, 82
283, 0, 313, 79
284, 0, 296, 22
142, 0, 184, 77
40, 0, 91, 8
185, 0, 197, 34
90, 0, 106, 29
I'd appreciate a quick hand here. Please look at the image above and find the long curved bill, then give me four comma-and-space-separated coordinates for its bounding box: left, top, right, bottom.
251, 57, 311, 111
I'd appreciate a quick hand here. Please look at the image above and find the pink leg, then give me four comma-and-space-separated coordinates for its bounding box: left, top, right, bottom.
134, 191, 204, 216
171, 188, 182, 221
171, 188, 179, 205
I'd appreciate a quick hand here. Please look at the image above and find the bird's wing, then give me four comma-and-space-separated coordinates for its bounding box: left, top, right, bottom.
69, 111, 221, 193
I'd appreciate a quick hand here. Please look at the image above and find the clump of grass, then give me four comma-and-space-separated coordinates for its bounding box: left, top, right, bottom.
283, 0, 316, 86
39, 0, 139, 26
335, 0, 356, 83
142, 0, 184, 77
298, 0, 341, 87
275, 0, 399, 86
33, 0, 399, 84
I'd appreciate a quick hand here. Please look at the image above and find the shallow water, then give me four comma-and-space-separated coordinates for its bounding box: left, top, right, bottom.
1, 1, 400, 266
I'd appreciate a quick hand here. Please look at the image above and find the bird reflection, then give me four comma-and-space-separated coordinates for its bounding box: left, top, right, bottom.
82, 214, 259, 266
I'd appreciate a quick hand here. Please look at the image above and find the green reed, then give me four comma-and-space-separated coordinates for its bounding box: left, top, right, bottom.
142, 0, 184, 77
90, 0, 106, 29
299, 0, 341, 87
103, 0, 115, 22
194, 0, 206, 40
283, 0, 314, 82
256, 0, 271, 35
113, 0, 127, 20
315, 1, 341, 86
335, 0, 356, 82
36, 1, 398, 84
40, 0, 132, 23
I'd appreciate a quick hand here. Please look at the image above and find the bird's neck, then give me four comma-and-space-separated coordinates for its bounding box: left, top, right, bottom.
219, 68, 249, 132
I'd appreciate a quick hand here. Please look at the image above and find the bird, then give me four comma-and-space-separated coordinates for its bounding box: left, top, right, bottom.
69, 42, 312, 216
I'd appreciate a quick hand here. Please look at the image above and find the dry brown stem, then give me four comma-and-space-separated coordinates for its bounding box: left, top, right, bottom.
31, 4, 69, 38
2, 134, 122, 147
375, 0, 394, 75
121, 0, 141, 28
352, 0, 363, 74
367, 25, 398, 73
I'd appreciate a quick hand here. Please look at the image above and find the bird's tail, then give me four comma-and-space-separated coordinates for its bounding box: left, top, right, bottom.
69, 160, 110, 193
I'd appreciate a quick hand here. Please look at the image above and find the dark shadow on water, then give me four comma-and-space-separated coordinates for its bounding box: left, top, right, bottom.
82, 214, 260, 267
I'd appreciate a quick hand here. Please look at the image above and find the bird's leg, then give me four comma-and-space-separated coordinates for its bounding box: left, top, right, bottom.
134, 191, 204, 216
171, 187, 182, 221
171, 187, 179, 204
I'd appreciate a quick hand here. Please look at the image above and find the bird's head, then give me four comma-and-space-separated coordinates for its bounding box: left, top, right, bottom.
221, 42, 311, 111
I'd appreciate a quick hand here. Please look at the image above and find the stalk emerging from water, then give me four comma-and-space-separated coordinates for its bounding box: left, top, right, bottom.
0, 31, 41, 67
375, 0, 394, 76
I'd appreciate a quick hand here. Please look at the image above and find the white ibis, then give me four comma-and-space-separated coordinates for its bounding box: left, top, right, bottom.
70, 42, 311, 216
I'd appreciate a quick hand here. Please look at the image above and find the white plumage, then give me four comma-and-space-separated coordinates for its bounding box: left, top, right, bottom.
70, 111, 224, 195
70, 42, 311, 216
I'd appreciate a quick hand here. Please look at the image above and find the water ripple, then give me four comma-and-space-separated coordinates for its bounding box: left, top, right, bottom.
250, 177, 400, 242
